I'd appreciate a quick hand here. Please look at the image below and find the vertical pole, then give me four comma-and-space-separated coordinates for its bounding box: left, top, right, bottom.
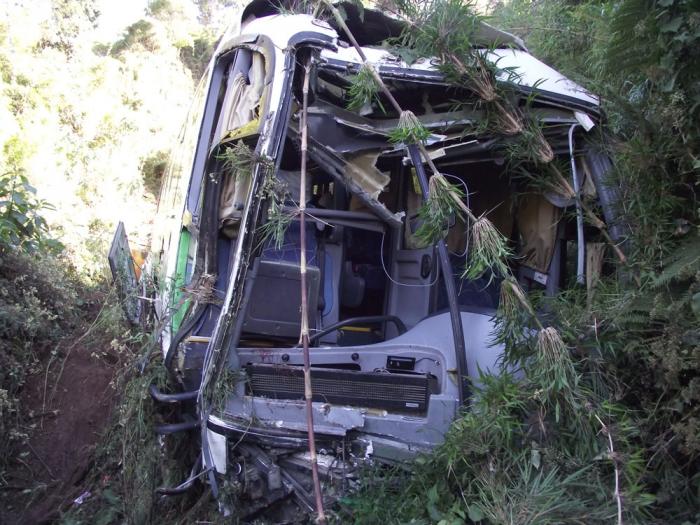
568, 124, 585, 285
407, 145, 468, 405
299, 56, 326, 524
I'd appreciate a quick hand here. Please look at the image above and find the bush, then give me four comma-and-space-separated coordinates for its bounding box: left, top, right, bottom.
178, 31, 217, 80
141, 149, 169, 198
345, 1, 700, 522
111, 20, 159, 56
1, 138, 63, 254
0, 248, 82, 460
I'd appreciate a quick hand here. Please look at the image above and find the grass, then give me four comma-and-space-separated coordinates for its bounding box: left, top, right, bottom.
257, 173, 297, 250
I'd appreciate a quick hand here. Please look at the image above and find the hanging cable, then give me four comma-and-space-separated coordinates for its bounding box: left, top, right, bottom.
379, 229, 439, 288
568, 123, 585, 285
380, 173, 470, 287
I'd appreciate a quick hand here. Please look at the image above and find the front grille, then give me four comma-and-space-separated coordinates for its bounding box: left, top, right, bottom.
246, 364, 430, 413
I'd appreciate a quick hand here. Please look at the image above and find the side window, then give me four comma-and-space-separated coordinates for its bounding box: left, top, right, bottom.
156, 47, 269, 332
213, 49, 265, 143
153, 73, 209, 262
213, 49, 267, 238
151, 72, 209, 325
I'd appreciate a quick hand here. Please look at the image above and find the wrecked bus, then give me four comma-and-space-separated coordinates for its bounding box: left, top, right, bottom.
110, 0, 623, 518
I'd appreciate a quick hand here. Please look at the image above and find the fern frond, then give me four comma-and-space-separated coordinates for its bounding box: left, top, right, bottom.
653, 237, 700, 288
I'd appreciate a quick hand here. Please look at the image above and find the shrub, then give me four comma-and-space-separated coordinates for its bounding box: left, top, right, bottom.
345, 1, 700, 522
0, 248, 82, 460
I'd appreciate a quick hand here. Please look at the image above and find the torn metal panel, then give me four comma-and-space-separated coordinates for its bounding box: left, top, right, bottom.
226, 396, 365, 436
306, 105, 388, 153
343, 151, 390, 202
304, 135, 402, 226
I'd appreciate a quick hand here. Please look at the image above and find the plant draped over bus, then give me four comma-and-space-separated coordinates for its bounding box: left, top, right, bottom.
257, 173, 296, 250
332, 0, 563, 283
346, 63, 384, 113
388, 110, 432, 145
316, 0, 673, 522
216, 140, 273, 178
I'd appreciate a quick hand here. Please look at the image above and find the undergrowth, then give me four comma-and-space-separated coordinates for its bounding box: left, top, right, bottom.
0, 248, 82, 465
60, 334, 213, 525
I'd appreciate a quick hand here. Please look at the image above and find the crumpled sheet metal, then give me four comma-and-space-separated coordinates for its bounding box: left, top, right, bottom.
343, 151, 390, 202
306, 137, 403, 226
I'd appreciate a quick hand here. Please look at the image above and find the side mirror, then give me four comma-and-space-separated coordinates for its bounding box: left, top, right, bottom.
108, 221, 142, 325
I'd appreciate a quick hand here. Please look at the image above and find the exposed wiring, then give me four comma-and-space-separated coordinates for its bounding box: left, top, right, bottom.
379, 229, 440, 287
415, 356, 441, 366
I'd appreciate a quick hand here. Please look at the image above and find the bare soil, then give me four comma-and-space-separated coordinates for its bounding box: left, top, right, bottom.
0, 340, 119, 524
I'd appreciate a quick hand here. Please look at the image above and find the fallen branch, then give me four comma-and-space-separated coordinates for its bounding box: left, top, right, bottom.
595, 414, 624, 525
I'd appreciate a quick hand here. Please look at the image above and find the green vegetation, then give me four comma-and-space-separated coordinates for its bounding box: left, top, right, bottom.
343, 1, 700, 523
347, 64, 384, 112
387, 110, 432, 145
0, 249, 79, 464
0, 0, 220, 276
1, 0, 698, 523
0, 1, 226, 521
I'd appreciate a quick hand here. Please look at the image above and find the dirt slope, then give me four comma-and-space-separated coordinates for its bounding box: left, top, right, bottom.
0, 340, 118, 524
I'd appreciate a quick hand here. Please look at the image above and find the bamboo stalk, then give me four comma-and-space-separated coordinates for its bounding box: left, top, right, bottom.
323, 1, 403, 114
321, 1, 485, 222
299, 57, 327, 525
323, 0, 629, 283
322, 1, 469, 191
549, 165, 628, 265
